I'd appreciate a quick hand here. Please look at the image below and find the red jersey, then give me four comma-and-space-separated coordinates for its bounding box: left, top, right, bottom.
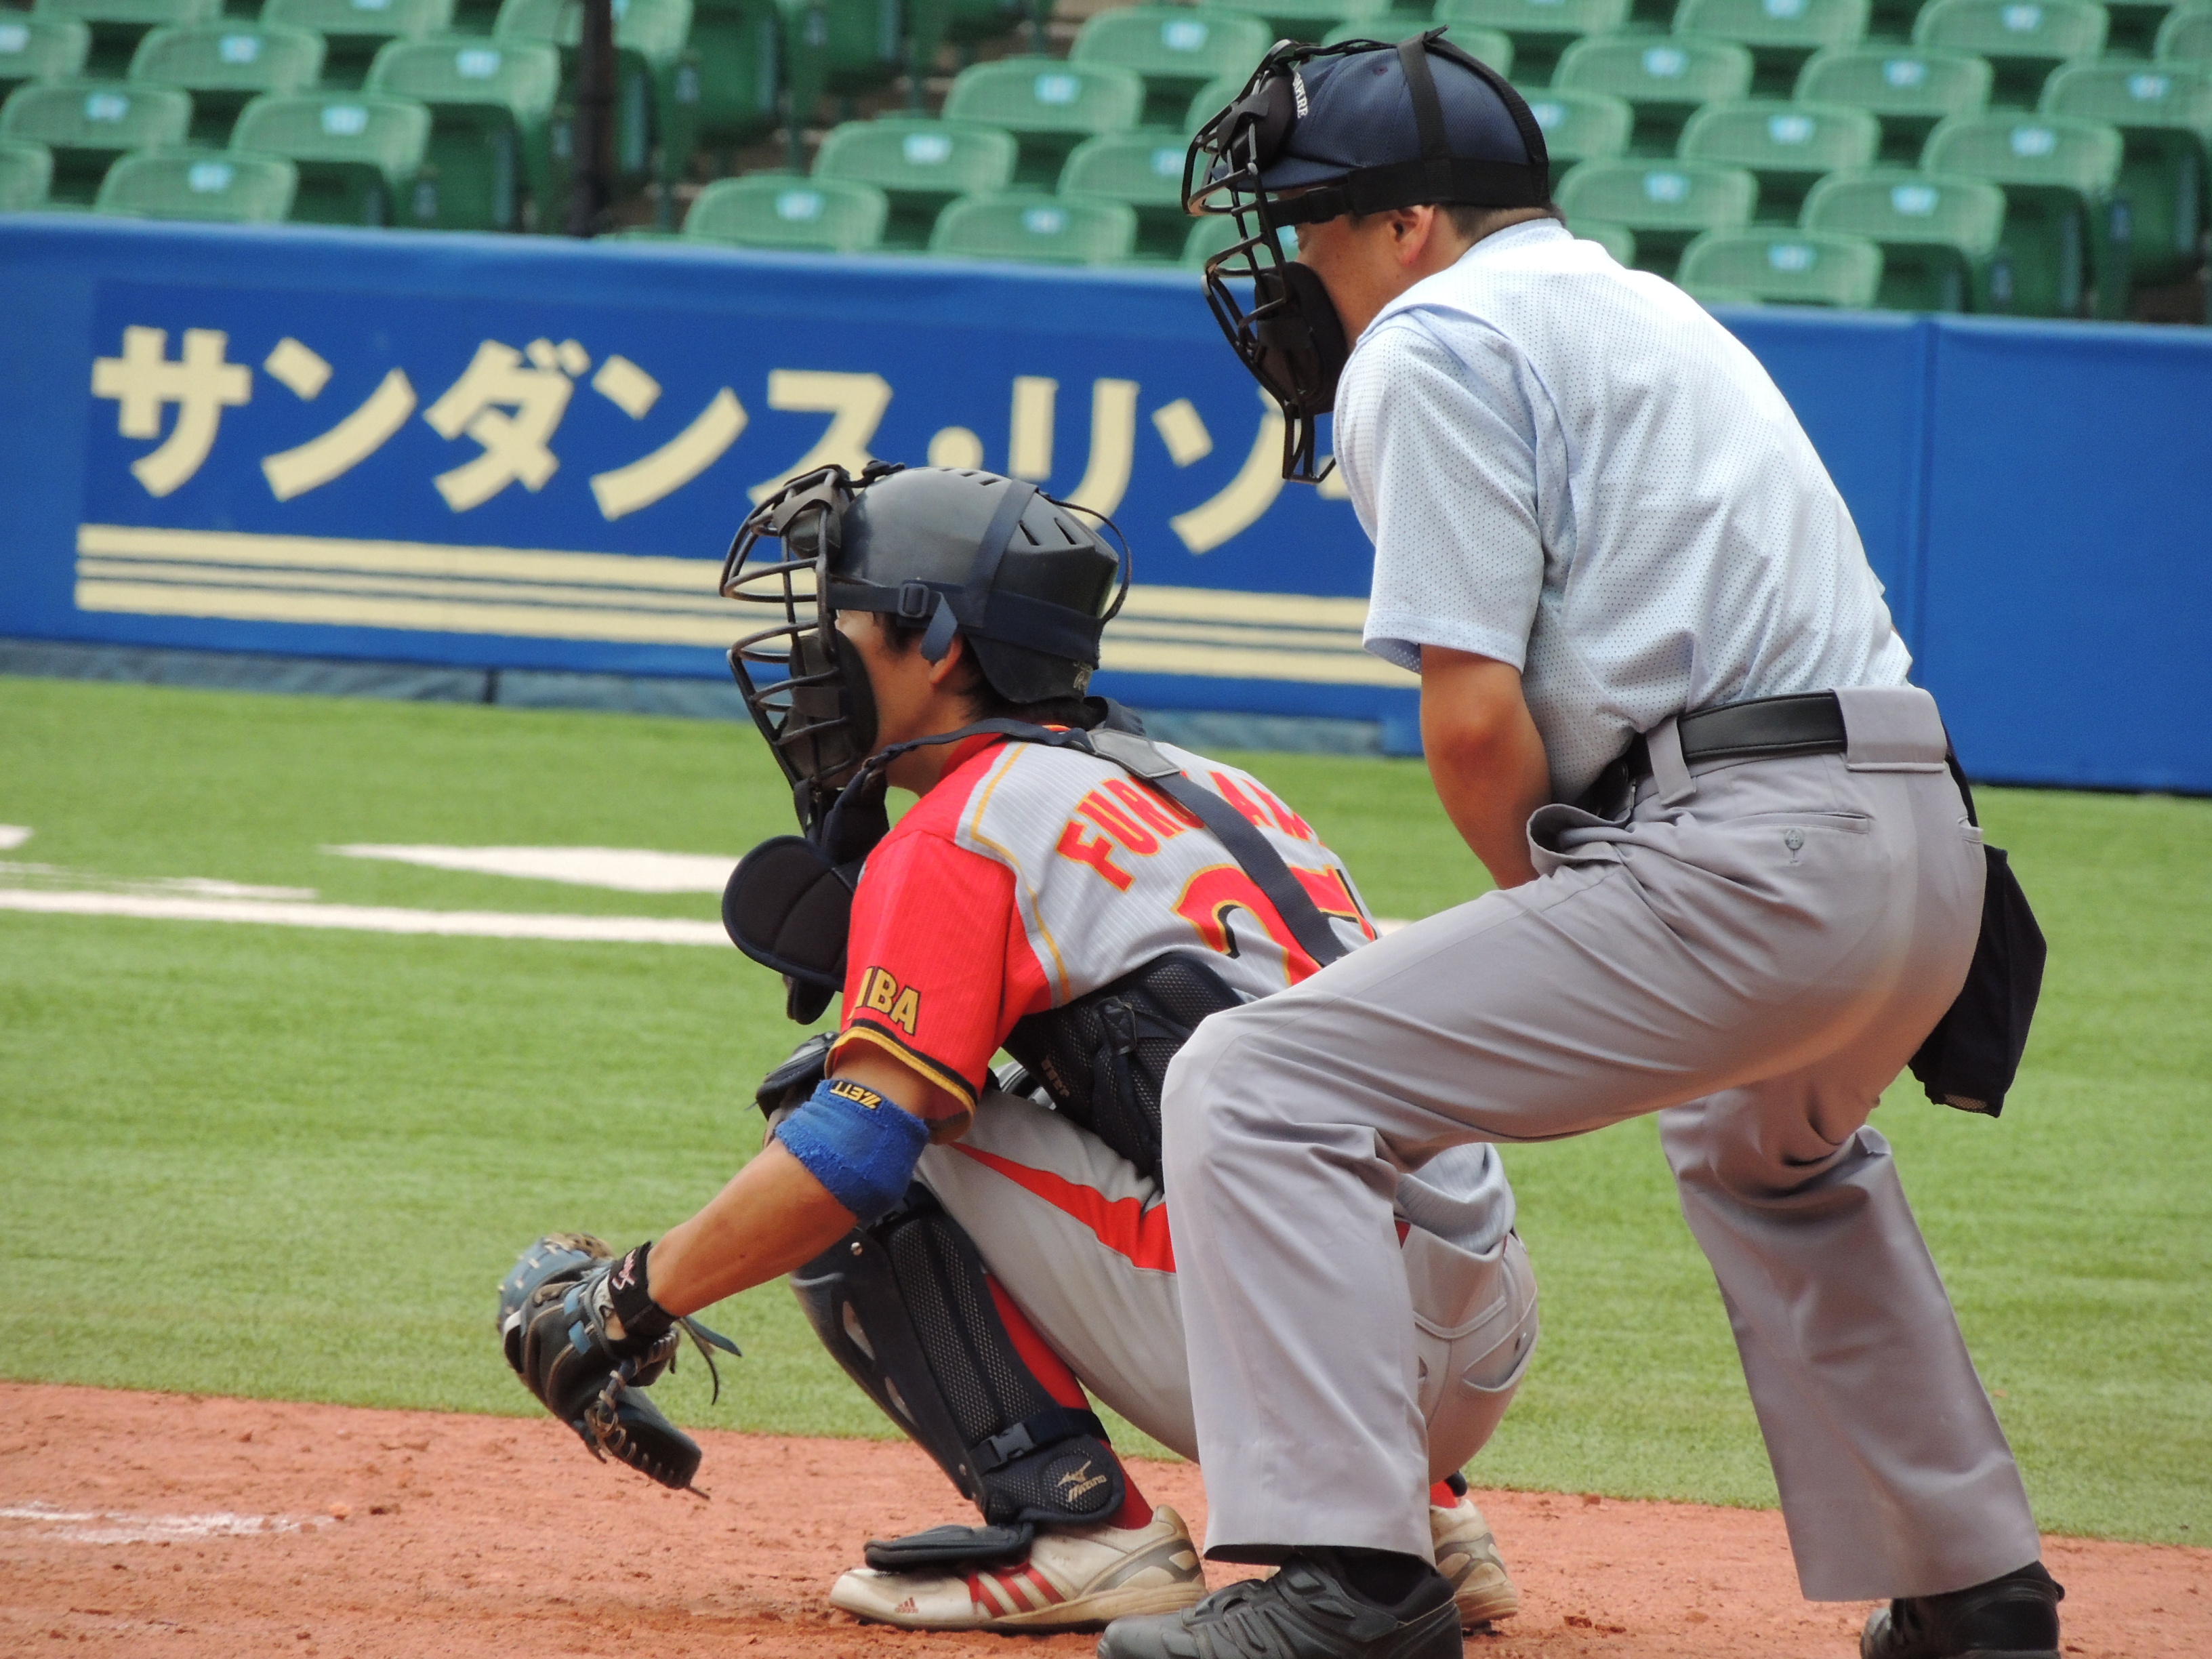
830, 734, 1376, 1118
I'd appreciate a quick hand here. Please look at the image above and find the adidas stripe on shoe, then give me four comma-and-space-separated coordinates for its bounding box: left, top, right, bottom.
830, 1504, 1206, 1632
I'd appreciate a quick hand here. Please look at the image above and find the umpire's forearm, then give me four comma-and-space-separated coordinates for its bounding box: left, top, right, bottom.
647, 1141, 857, 1315
1418, 647, 1551, 891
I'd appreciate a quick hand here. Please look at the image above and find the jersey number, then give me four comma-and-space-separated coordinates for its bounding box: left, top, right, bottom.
1172, 865, 1374, 985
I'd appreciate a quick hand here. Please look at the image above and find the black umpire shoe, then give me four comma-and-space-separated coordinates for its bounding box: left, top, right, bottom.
1860, 1562, 2064, 1659
1097, 1551, 1462, 1659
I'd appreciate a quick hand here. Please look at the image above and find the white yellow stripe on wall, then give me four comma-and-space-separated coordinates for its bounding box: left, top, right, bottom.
73, 525, 1406, 688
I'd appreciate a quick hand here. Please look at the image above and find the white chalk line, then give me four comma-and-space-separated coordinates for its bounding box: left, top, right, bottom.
0, 887, 730, 945
0, 1500, 335, 1544
0, 861, 319, 901
329, 842, 736, 893
0, 829, 1417, 943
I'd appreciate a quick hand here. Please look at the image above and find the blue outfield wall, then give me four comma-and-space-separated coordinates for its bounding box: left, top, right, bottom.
2, 216, 2207, 788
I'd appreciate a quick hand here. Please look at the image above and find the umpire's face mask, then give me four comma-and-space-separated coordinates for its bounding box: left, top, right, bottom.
1250, 258, 1352, 433
1185, 34, 1551, 483
1185, 64, 1351, 484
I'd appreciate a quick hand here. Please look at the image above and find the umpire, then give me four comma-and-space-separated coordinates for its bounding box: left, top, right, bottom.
1099, 31, 2061, 1659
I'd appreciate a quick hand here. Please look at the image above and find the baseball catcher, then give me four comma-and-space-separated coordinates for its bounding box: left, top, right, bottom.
499, 462, 1541, 1633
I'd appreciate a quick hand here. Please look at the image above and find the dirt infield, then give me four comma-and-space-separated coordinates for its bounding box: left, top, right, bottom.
1, 1384, 2203, 1658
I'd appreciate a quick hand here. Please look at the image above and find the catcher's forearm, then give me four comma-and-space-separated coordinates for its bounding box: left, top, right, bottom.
648, 1139, 857, 1315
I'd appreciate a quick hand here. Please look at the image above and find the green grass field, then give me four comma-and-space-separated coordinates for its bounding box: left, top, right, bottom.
1, 674, 2206, 1546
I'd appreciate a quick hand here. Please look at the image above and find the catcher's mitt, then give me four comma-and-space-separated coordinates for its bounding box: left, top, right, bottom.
497, 1233, 739, 1492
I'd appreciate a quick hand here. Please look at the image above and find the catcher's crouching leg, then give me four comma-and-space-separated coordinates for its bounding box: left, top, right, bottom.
793, 1186, 1203, 1629
1410, 1226, 1540, 1629
792, 1184, 1124, 1540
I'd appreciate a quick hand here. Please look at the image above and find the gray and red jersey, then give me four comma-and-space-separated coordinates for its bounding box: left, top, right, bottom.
829, 732, 1378, 1112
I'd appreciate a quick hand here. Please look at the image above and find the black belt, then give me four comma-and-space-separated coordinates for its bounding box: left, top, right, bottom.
1580, 691, 1848, 813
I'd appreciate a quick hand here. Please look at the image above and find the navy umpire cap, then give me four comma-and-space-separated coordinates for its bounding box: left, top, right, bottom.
1258, 43, 1544, 191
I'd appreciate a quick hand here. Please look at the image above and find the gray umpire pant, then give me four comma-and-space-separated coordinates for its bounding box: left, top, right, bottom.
1160, 686, 2041, 1602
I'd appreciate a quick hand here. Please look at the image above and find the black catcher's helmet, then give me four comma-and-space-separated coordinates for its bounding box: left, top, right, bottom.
722, 464, 1128, 825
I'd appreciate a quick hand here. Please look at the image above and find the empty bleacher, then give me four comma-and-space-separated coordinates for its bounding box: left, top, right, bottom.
0, 0, 2204, 317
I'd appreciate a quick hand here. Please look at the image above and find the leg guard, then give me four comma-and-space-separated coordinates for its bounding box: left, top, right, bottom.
1409, 1229, 1539, 1483
790, 1183, 1126, 1535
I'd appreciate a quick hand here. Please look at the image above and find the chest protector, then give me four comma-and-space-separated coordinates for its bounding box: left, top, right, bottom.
1004, 951, 1246, 1186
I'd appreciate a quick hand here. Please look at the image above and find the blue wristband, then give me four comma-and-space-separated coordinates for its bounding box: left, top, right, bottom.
773, 1076, 930, 1225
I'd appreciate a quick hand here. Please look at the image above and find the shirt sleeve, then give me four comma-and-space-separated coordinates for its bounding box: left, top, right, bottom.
831, 827, 1018, 1113
1336, 315, 1545, 674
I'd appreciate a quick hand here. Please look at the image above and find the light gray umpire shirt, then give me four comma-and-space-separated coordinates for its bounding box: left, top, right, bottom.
1334, 218, 1914, 804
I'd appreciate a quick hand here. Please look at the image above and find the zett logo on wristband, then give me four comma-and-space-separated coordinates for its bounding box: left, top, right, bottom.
827, 1078, 887, 1110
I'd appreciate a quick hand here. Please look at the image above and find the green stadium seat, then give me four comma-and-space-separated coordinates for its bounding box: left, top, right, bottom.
1673, 0, 1868, 94
1923, 108, 2127, 312
1679, 96, 1879, 218
813, 115, 1015, 245
1796, 43, 1992, 159
1553, 156, 1758, 270
0, 77, 190, 197
1, 14, 92, 98
1913, 0, 2106, 106
942, 57, 1143, 183
1437, 0, 1626, 87
495, 0, 697, 208
1059, 125, 1193, 258
1554, 34, 1755, 153
1800, 165, 2009, 305
1206, 0, 1391, 45
2100, 0, 2175, 54
1573, 213, 1637, 259
1179, 209, 1291, 262
232, 87, 428, 220
779, 0, 903, 134
1181, 207, 1235, 262
1073, 7, 1271, 128
1433, 22, 1514, 76
907, 0, 1027, 83
2043, 58, 2211, 285
33, 0, 222, 77
1185, 70, 1242, 132
1677, 222, 1883, 298
129, 22, 321, 142
683, 0, 777, 151
262, 0, 452, 87
1523, 86, 1634, 180
684, 171, 888, 248
1860, 0, 1919, 45
365, 33, 556, 226
1688, 280, 1766, 298
1324, 18, 1513, 81
2158, 1, 2212, 58
929, 186, 1136, 260
0, 134, 56, 204
93, 140, 295, 213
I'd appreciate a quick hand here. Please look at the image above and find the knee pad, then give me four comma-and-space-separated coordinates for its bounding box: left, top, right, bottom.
789, 1185, 1126, 1528
1408, 1229, 1540, 1483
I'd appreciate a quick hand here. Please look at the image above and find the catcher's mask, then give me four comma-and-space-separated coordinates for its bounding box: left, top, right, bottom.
1183, 30, 1551, 482
721, 462, 1129, 830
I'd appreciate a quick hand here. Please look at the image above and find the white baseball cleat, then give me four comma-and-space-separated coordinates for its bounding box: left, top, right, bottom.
830, 1504, 1206, 1632
1431, 1494, 1520, 1628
